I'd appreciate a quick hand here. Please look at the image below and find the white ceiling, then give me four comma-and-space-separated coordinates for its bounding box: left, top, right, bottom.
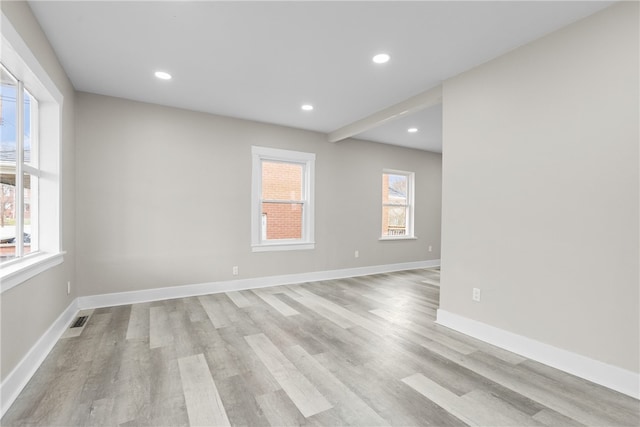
28, 1, 612, 152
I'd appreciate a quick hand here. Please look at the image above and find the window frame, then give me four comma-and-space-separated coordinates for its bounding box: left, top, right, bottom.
0, 12, 64, 293
380, 168, 416, 240
251, 146, 315, 252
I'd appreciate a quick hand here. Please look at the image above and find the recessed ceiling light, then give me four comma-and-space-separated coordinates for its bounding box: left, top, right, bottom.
154, 71, 172, 80
301, 104, 314, 111
372, 53, 390, 64
408, 127, 418, 133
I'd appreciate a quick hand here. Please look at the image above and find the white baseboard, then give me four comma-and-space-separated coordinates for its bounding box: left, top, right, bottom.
436, 309, 640, 400
0, 298, 79, 418
0, 260, 439, 418
78, 260, 440, 309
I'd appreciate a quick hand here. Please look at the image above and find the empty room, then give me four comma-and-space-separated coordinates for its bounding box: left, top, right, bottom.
0, 1, 638, 426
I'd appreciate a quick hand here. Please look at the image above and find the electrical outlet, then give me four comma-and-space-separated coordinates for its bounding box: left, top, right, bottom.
232, 266, 239, 276
67, 281, 71, 295
354, 250, 359, 258
472, 287, 481, 302
428, 245, 433, 252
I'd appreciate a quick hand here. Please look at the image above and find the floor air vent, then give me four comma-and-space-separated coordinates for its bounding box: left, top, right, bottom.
71, 316, 88, 328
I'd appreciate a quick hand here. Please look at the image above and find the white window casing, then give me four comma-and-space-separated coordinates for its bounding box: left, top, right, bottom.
251, 146, 315, 252
380, 168, 416, 240
1, 12, 64, 292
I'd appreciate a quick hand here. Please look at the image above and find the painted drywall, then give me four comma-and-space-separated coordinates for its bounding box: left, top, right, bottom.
440, 2, 639, 373
75, 93, 442, 297
0, 2, 76, 380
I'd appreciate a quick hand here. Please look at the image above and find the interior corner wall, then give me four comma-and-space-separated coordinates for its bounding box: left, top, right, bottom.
0, 2, 76, 381
75, 92, 442, 297
440, 2, 639, 373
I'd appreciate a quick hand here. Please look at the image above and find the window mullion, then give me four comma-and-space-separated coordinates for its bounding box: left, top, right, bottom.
15, 81, 24, 257
262, 199, 303, 204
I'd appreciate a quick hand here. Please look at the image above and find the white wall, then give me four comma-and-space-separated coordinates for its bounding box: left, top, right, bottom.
75, 92, 442, 297
440, 2, 639, 373
0, 2, 76, 380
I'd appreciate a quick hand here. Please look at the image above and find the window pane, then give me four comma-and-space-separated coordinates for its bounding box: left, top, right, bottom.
24, 89, 37, 166
0, 174, 17, 262
262, 161, 303, 201
1, 67, 18, 163
1, 67, 18, 262
261, 202, 302, 240
382, 205, 407, 237
24, 173, 37, 254
383, 173, 408, 205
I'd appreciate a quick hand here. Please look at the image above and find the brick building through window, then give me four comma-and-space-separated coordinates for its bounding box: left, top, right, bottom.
261, 161, 303, 240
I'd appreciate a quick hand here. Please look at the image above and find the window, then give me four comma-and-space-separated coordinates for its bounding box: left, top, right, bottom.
1, 65, 40, 262
381, 169, 415, 239
251, 146, 315, 251
1, 16, 63, 292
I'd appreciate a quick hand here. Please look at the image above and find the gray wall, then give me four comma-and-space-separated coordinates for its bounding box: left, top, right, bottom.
75, 92, 442, 297
440, 2, 639, 373
0, 2, 76, 380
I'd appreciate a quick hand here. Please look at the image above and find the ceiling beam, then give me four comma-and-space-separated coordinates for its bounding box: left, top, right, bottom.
327, 85, 443, 143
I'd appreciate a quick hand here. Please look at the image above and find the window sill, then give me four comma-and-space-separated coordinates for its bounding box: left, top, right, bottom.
379, 236, 418, 241
0, 252, 65, 293
252, 242, 315, 252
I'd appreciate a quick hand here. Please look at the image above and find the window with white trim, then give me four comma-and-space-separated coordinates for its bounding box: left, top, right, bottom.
381, 169, 415, 239
251, 146, 315, 252
1, 16, 63, 292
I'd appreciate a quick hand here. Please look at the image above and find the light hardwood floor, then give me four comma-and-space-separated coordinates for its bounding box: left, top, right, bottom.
2, 269, 639, 426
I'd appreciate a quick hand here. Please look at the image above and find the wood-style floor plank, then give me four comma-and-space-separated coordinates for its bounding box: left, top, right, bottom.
126, 303, 149, 341
402, 372, 478, 425
178, 353, 231, 427
252, 289, 300, 317
462, 389, 544, 426
149, 305, 174, 349
148, 345, 189, 426
225, 290, 252, 308
198, 294, 232, 329
283, 289, 356, 329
